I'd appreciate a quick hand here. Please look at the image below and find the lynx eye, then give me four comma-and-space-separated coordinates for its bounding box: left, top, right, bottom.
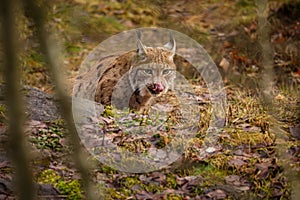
143, 69, 153, 75
162, 69, 173, 75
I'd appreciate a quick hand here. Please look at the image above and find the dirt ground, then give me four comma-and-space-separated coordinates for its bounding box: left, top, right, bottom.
0, 0, 299, 199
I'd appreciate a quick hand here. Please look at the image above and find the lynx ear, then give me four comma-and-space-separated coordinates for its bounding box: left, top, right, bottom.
164, 32, 176, 57
136, 30, 147, 57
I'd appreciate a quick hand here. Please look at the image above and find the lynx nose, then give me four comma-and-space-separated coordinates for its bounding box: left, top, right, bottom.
153, 83, 164, 93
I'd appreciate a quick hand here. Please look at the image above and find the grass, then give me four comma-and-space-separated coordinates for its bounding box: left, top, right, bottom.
6, 0, 299, 199
273, 84, 300, 124
192, 162, 229, 179
174, 85, 296, 198
74, 82, 297, 199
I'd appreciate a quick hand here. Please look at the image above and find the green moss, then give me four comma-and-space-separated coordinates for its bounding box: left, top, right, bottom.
167, 194, 183, 200
37, 169, 83, 199
56, 180, 83, 200
103, 105, 114, 117
193, 163, 227, 178
143, 183, 162, 193
100, 165, 117, 174
123, 177, 140, 188
37, 169, 60, 184
234, 0, 257, 24
106, 188, 127, 200
221, 129, 274, 148
166, 174, 177, 189
65, 43, 83, 54
190, 162, 229, 188
207, 154, 233, 170
102, 176, 143, 199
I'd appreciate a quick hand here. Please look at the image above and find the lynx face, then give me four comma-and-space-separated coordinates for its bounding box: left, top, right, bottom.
129, 49, 176, 97
129, 33, 176, 98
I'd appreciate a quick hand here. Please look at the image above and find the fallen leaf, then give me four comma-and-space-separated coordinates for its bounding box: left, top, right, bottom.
135, 190, 155, 200
206, 189, 227, 199
225, 175, 240, 186
150, 171, 166, 184
295, 69, 300, 76
180, 175, 203, 193
228, 156, 247, 168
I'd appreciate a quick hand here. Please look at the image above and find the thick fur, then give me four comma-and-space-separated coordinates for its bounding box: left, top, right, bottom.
74, 33, 176, 113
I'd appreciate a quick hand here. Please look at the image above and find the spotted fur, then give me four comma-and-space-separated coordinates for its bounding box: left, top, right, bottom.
74, 32, 176, 113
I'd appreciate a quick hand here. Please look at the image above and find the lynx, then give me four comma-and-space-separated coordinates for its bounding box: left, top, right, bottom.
74, 31, 176, 113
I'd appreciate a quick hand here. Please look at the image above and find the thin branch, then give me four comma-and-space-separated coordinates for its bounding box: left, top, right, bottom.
256, 1, 300, 199
0, 0, 35, 199
22, 0, 96, 199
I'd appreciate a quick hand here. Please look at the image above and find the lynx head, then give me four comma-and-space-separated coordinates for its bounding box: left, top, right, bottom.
129, 31, 176, 97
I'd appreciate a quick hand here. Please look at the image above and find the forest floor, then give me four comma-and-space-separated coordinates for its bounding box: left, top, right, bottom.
0, 0, 299, 199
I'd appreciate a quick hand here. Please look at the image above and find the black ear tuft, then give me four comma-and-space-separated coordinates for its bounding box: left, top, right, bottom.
136, 30, 142, 40
136, 30, 147, 57
164, 31, 176, 57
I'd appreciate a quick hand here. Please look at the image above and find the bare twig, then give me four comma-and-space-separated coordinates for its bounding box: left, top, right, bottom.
0, 0, 35, 199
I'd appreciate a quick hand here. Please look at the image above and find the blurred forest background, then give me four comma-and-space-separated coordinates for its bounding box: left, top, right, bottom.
0, 0, 299, 199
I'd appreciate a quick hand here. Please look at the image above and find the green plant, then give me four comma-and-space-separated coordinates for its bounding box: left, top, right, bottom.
37, 169, 83, 199
30, 123, 65, 151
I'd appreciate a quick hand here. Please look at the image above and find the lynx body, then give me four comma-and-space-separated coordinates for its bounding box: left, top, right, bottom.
74, 32, 176, 113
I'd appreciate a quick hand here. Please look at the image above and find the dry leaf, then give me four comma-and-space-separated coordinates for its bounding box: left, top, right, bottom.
219, 57, 230, 73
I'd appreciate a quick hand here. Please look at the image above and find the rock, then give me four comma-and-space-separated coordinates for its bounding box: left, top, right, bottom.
23, 86, 61, 121
0, 84, 61, 122
37, 184, 60, 197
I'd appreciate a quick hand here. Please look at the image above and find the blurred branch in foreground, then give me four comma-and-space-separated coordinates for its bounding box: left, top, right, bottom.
22, 0, 97, 199
0, 0, 35, 199
256, 1, 300, 199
